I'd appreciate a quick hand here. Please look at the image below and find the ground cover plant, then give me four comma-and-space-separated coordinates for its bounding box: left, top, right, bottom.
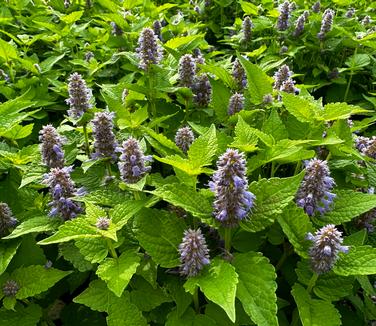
1, 0, 376, 325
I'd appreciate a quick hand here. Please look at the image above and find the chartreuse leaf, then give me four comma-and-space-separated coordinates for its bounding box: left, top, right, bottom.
184, 258, 238, 323
12, 265, 71, 299
0, 239, 21, 275
282, 93, 320, 123
238, 56, 273, 104
240, 172, 304, 232
75, 238, 108, 264
333, 246, 376, 276
291, 284, 341, 326
320, 103, 369, 121
233, 252, 278, 326
277, 204, 313, 258
0, 303, 42, 326
3, 216, 61, 239
133, 208, 186, 268
316, 190, 376, 225
231, 115, 259, 152
96, 249, 141, 297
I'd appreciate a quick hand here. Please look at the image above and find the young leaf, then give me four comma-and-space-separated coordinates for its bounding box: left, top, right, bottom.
282, 93, 319, 123
233, 252, 278, 326
333, 246, 376, 276
231, 115, 259, 152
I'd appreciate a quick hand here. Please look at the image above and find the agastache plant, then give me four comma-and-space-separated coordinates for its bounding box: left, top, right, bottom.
277, 1, 292, 31
292, 13, 306, 37
232, 58, 247, 90
43, 166, 84, 221
192, 74, 212, 107
318, 9, 335, 41
312, 1, 321, 13
2, 280, 19, 297
39, 125, 65, 169
296, 159, 336, 216
273, 64, 297, 93
178, 228, 210, 277
228, 93, 245, 115
91, 111, 117, 161
152, 20, 163, 41
117, 138, 152, 184
241, 16, 253, 43
136, 27, 163, 70
178, 54, 197, 88
66, 72, 92, 119
307, 224, 349, 274
209, 149, 256, 227
175, 126, 195, 153
0, 203, 18, 236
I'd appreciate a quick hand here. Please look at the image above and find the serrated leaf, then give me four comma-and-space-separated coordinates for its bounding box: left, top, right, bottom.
262, 109, 288, 141
211, 79, 232, 121
231, 115, 259, 152
133, 208, 186, 268
2, 124, 33, 140
142, 127, 181, 152
277, 204, 313, 258
0, 303, 42, 326
282, 93, 319, 123
165, 34, 205, 51
320, 103, 369, 121
334, 246, 376, 276
75, 238, 108, 264
238, 56, 272, 104
12, 265, 71, 299
96, 249, 141, 297
111, 200, 151, 229
3, 216, 61, 239
59, 242, 94, 272
0, 239, 20, 275
184, 258, 238, 323
240, 172, 304, 232
291, 284, 341, 326
233, 252, 278, 326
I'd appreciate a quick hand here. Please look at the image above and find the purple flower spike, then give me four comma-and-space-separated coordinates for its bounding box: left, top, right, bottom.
0, 203, 18, 236
91, 111, 117, 161
2, 280, 19, 297
175, 126, 195, 153
228, 93, 245, 115
153, 20, 163, 41
117, 138, 152, 184
232, 59, 247, 91
296, 159, 336, 216
293, 14, 306, 37
307, 224, 349, 274
192, 74, 212, 107
39, 125, 65, 169
66, 72, 92, 119
178, 54, 197, 88
179, 228, 210, 277
317, 9, 335, 41
312, 1, 320, 13
277, 1, 292, 31
242, 16, 254, 43
136, 27, 163, 70
209, 149, 256, 227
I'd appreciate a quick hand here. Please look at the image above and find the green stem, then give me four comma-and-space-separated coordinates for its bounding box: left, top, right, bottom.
193, 286, 200, 314
224, 228, 232, 252
106, 161, 112, 177
133, 191, 141, 200
307, 273, 318, 294
344, 47, 357, 102
147, 70, 158, 132
294, 161, 302, 175
82, 123, 90, 156
270, 161, 276, 178
107, 239, 118, 258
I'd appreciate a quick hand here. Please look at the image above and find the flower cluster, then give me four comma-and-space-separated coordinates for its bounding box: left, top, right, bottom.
91, 111, 117, 161
110, 22, 123, 36
66, 73, 92, 119
273, 64, 299, 94
43, 167, 84, 221
312, 1, 320, 13
117, 138, 152, 184
152, 20, 163, 41
296, 159, 336, 216
345, 8, 355, 18
193, 48, 205, 65
192, 74, 212, 107
355, 136, 376, 159
228, 93, 245, 115
307, 224, 349, 274
318, 9, 335, 41
361, 15, 371, 26
0, 203, 18, 236
2, 280, 19, 297
178, 54, 197, 87
96, 217, 111, 230
136, 27, 163, 70
178, 228, 210, 277
293, 13, 307, 37
209, 149, 256, 227
175, 126, 195, 153
242, 16, 253, 43
232, 58, 247, 90
277, 1, 292, 31
39, 125, 65, 169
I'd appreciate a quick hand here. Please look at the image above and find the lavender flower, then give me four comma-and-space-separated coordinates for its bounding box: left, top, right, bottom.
296, 159, 336, 216
209, 149, 256, 227
228, 93, 245, 115
357, 208, 376, 233
152, 20, 163, 41
91, 111, 117, 161
96, 217, 111, 230
345, 8, 355, 18
263, 94, 274, 104
280, 79, 299, 94
293, 14, 306, 37
66, 73, 92, 119
193, 48, 205, 65
361, 16, 371, 26
39, 125, 65, 169
117, 138, 152, 184
232, 59, 247, 90
273, 64, 292, 91
178, 54, 197, 87
355, 136, 376, 159
136, 27, 163, 70
277, 1, 292, 31
312, 1, 320, 13
303, 10, 310, 21
64, 0, 70, 8
85, 52, 94, 62
43, 167, 84, 221
175, 126, 195, 153
110, 22, 123, 36
280, 45, 288, 55
192, 74, 212, 107
178, 228, 210, 277
0, 203, 18, 236
307, 224, 349, 274
2, 280, 19, 297
317, 9, 335, 41
242, 16, 253, 43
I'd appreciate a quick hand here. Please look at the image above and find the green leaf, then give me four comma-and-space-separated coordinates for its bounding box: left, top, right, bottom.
334, 246, 376, 276
0, 304, 42, 326
201, 65, 234, 88
60, 10, 84, 24
12, 265, 71, 299
282, 93, 319, 123
59, 242, 94, 272
184, 258, 238, 323
239, 1, 258, 15
0, 39, 18, 61
233, 252, 278, 326
238, 56, 273, 104
133, 208, 186, 268
111, 200, 151, 229
320, 103, 369, 121
188, 124, 217, 170
262, 109, 288, 142
1, 124, 33, 140
3, 216, 61, 239
0, 240, 21, 275
291, 284, 341, 326
277, 204, 313, 258
240, 172, 304, 232
165, 34, 205, 51
75, 238, 108, 264
211, 79, 232, 121
231, 115, 259, 152
96, 249, 141, 297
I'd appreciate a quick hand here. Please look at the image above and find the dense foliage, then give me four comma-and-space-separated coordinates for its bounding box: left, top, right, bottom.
1, 0, 376, 325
